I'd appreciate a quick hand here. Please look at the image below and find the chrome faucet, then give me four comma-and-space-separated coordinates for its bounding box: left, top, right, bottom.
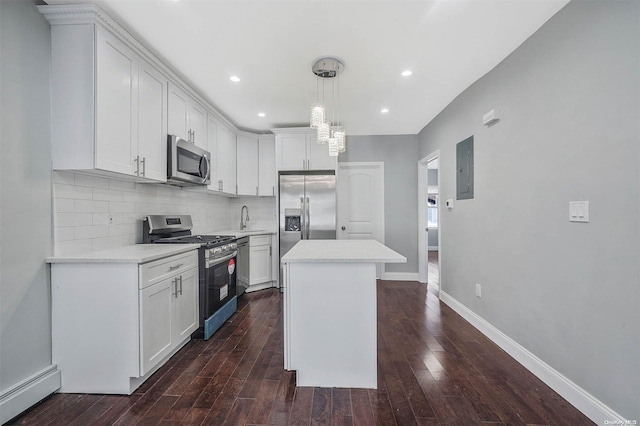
240, 205, 249, 230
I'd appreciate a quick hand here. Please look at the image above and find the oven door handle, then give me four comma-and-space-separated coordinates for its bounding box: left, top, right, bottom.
205, 250, 238, 268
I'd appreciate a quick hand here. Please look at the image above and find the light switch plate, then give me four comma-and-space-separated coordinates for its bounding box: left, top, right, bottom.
569, 201, 589, 222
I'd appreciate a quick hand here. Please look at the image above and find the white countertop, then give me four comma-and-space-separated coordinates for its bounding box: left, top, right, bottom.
46, 244, 200, 264
281, 240, 407, 263
215, 229, 276, 238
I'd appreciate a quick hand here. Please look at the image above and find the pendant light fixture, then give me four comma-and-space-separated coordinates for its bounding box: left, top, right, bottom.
309, 57, 346, 156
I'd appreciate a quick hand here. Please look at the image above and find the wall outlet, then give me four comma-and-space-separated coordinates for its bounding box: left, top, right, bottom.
475, 283, 482, 298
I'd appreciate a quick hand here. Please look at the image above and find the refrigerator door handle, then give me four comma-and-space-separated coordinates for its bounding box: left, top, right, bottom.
300, 196, 306, 239
305, 197, 310, 239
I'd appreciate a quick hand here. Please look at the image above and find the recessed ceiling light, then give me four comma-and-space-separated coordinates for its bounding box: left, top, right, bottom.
229, 76, 240, 83
401, 70, 412, 77
381, 108, 389, 114
258, 112, 266, 117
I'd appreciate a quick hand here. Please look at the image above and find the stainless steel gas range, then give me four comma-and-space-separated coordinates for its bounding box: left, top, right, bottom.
143, 215, 237, 340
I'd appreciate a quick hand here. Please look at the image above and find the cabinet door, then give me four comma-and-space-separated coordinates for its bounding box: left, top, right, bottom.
168, 83, 189, 141
95, 27, 137, 176
236, 135, 259, 195
258, 137, 276, 196
206, 115, 220, 191
249, 245, 271, 285
137, 59, 167, 182
277, 134, 307, 171
227, 132, 237, 195
139, 278, 173, 376
307, 133, 337, 170
216, 123, 229, 192
172, 268, 199, 343
189, 100, 207, 149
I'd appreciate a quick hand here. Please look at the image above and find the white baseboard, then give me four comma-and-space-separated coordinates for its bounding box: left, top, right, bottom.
0, 365, 61, 424
381, 272, 419, 281
439, 291, 628, 426
244, 282, 275, 293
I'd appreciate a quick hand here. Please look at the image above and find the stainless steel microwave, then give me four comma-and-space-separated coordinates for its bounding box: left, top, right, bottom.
167, 135, 211, 186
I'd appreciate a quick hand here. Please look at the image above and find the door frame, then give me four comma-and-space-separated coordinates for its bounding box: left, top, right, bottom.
337, 162, 385, 277
418, 151, 441, 285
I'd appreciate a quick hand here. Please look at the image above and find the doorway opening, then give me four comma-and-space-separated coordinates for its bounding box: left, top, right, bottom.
418, 151, 441, 294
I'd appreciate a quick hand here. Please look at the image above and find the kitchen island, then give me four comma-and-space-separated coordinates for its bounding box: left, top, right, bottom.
281, 239, 406, 389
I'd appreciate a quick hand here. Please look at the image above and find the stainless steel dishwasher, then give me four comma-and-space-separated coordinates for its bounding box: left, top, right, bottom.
235, 236, 250, 296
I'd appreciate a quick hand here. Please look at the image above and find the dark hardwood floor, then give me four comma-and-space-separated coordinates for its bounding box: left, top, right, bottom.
10, 277, 593, 425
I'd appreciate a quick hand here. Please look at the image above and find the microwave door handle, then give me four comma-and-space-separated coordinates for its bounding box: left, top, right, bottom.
200, 156, 210, 182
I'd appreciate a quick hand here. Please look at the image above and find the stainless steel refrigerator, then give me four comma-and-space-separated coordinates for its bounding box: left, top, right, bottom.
279, 171, 336, 283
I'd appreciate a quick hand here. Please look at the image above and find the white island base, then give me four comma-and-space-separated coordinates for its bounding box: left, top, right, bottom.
281, 240, 406, 389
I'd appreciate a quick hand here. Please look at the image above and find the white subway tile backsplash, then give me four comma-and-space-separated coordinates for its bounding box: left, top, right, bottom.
56, 212, 93, 227
75, 200, 109, 213
92, 236, 124, 252
53, 172, 233, 255
93, 213, 109, 225
74, 174, 109, 189
54, 183, 93, 200
109, 223, 137, 237
54, 198, 75, 213
75, 225, 109, 240
108, 179, 136, 192
93, 188, 123, 202
54, 227, 75, 242
109, 201, 136, 213
56, 239, 93, 256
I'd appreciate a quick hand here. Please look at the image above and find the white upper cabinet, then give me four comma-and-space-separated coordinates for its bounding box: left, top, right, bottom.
273, 128, 337, 171
237, 135, 259, 196
168, 83, 207, 149
137, 59, 168, 181
94, 28, 136, 176
258, 136, 276, 196
208, 116, 236, 195
46, 19, 168, 182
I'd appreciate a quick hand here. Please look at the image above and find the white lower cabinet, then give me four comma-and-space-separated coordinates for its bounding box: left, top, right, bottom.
247, 235, 273, 292
50, 249, 198, 394
139, 266, 197, 376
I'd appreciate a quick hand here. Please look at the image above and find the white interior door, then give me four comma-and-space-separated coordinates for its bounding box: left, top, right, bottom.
337, 162, 384, 277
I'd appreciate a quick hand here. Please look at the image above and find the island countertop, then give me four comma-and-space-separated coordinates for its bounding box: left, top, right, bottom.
281, 239, 406, 264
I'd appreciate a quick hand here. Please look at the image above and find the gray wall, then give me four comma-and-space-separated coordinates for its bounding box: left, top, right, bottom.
339, 135, 419, 273
0, 0, 55, 398
418, 0, 639, 420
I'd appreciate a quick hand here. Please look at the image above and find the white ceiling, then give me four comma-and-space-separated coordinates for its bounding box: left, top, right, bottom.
46, 0, 569, 136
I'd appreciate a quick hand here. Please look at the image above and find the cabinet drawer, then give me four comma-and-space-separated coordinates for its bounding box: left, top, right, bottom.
250, 235, 271, 247
139, 250, 198, 289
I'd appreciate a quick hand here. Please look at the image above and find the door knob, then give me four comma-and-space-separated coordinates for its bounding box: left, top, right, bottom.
341, 226, 346, 231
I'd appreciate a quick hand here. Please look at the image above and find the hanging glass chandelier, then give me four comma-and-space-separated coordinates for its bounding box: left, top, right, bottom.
309, 57, 346, 156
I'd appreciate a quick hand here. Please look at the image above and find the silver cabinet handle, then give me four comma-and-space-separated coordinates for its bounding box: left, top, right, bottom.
134, 156, 140, 176
179, 275, 183, 295
172, 278, 178, 298
141, 157, 146, 177
169, 263, 184, 271
192, 130, 195, 143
